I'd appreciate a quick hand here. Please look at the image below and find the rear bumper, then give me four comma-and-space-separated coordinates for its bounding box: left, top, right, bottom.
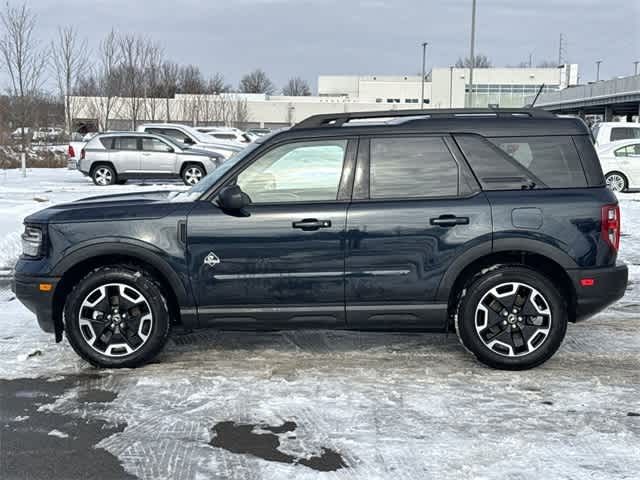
12, 273, 60, 335
568, 264, 628, 321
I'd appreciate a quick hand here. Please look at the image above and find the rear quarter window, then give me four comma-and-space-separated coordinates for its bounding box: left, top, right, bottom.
455, 134, 588, 189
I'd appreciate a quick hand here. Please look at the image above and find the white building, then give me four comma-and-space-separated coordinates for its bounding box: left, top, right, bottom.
70, 65, 579, 130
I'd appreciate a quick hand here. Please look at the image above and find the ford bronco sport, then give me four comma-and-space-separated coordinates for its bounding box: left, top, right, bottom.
13, 108, 628, 370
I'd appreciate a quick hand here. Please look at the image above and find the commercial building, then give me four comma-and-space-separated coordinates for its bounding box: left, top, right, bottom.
69, 65, 579, 130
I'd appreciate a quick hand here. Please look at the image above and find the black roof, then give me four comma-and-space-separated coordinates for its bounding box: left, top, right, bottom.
275, 108, 590, 141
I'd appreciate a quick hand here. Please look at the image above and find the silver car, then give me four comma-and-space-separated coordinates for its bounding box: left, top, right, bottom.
77, 132, 226, 186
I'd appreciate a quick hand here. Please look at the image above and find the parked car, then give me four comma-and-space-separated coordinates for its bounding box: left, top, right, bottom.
13, 108, 627, 370
10, 127, 33, 141
77, 132, 225, 185
592, 122, 640, 146
247, 127, 272, 137
196, 127, 255, 145
597, 139, 640, 191
137, 123, 243, 159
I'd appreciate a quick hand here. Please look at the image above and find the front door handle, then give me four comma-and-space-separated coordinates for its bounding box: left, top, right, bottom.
430, 215, 469, 227
292, 218, 332, 231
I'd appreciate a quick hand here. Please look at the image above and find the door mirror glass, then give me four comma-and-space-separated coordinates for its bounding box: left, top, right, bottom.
218, 184, 250, 210
184, 137, 195, 145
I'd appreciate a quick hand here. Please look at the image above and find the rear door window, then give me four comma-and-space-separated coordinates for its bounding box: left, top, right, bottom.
113, 137, 139, 151
369, 137, 460, 199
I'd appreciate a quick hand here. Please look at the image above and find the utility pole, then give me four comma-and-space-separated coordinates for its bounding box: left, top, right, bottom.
596, 60, 602, 81
420, 42, 428, 109
449, 65, 454, 108
468, 0, 477, 107
634, 61, 639, 76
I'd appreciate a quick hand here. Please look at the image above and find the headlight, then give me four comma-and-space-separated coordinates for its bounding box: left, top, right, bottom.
22, 225, 44, 257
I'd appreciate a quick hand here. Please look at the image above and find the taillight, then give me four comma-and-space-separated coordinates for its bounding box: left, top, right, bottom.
80, 148, 85, 160
601, 204, 620, 251
68, 145, 75, 158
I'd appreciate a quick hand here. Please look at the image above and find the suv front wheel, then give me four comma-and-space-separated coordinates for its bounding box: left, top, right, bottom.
455, 266, 567, 370
64, 265, 171, 368
182, 164, 205, 185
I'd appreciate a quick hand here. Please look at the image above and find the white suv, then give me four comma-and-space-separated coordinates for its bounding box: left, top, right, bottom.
137, 123, 243, 159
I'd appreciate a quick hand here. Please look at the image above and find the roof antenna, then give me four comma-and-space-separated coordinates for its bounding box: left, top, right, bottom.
526, 83, 545, 108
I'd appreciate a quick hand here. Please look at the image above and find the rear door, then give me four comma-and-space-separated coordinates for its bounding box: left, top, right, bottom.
140, 136, 177, 174
111, 136, 142, 173
345, 135, 492, 330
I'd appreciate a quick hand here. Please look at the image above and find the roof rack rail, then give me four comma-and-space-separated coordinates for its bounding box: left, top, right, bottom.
292, 107, 555, 129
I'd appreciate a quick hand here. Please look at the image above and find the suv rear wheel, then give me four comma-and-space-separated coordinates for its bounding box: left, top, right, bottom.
182, 164, 205, 185
92, 165, 116, 186
64, 265, 171, 368
455, 266, 567, 370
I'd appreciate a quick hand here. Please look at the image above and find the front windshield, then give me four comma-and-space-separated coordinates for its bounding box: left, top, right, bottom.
181, 124, 224, 144
169, 142, 261, 202
154, 133, 187, 150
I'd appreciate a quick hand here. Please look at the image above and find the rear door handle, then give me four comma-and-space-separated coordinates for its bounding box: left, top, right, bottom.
292, 218, 332, 231
430, 215, 469, 227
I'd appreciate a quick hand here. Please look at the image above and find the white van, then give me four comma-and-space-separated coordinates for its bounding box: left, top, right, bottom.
592, 122, 640, 146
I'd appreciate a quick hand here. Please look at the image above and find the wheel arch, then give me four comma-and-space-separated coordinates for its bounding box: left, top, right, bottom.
50, 242, 196, 341
439, 242, 578, 324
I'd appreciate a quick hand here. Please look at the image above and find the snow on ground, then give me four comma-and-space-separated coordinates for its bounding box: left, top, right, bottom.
0, 169, 638, 480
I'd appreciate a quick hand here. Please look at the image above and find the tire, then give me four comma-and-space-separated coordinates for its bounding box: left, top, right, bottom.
182, 164, 205, 186
64, 265, 171, 368
605, 171, 627, 192
91, 164, 117, 186
455, 266, 567, 370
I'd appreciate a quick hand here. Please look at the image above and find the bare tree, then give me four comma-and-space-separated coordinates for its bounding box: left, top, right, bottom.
536, 60, 559, 68
178, 64, 206, 94
207, 73, 231, 94
239, 69, 275, 94
455, 54, 492, 68
50, 25, 88, 139
92, 30, 122, 131
118, 33, 151, 129
282, 77, 311, 96
142, 41, 163, 121
0, 1, 47, 150
159, 60, 178, 122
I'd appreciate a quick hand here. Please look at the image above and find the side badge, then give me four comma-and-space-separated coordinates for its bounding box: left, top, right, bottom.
204, 252, 221, 267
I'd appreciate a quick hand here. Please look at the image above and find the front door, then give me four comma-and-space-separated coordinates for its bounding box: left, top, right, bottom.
345, 135, 492, 330
187, 137, 356, 328
140, 136, 177, 174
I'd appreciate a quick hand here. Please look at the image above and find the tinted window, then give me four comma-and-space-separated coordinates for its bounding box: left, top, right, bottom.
142, 137, 172, 152
610, 127, 640, 142
113, 137, 138, 151
150, 128, 190, 144
213, 133, 237, 140
369, 137, 459, 199
99, 137, 114, 149
489, 137, 587, 188
237, 140, 347, 203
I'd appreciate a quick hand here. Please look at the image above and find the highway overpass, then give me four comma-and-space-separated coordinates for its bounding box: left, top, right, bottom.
534, 75, 640, 121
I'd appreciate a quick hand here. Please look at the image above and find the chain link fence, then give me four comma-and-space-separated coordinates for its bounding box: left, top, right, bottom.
0, 269, 15, 302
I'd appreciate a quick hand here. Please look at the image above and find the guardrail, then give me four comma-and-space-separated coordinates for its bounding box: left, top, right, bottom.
534, 75, 640, 107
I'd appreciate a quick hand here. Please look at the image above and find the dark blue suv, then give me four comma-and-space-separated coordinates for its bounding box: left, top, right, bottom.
13, 109, 628, 370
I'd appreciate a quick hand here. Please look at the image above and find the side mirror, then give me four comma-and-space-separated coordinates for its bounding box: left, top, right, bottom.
217, 185, 250, 211
184, 137, 195, 145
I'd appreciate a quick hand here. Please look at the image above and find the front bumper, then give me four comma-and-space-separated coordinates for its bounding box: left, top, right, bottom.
568, 264, 628, 321
12, 273, 61, 336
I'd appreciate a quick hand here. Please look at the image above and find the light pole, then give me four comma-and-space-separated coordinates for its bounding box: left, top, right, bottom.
420, 42, 428, 109
634, 61, 639, 76
468, 0, 477, 107
596, 60, 602, 81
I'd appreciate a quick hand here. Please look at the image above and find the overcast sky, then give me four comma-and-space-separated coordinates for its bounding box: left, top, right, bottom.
19, 0, 640, 92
